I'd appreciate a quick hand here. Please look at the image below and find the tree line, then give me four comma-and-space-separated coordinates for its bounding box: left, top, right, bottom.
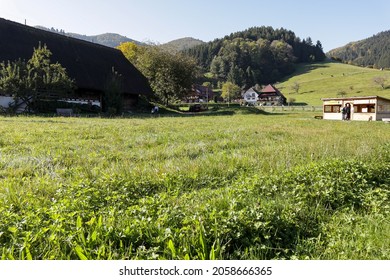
117, 26, 326, 106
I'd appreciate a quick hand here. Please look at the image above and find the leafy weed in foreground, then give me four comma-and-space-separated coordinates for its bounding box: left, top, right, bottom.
0, 116, 389, 259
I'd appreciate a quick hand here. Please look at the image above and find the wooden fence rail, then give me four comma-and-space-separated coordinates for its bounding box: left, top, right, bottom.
259, 106, 323, 112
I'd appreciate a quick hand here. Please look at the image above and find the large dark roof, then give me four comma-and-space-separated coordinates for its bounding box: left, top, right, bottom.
0, 18, 153, 95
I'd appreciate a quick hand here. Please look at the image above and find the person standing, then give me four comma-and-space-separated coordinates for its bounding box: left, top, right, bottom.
345, 103, 351, 121
341, 105, 347, 120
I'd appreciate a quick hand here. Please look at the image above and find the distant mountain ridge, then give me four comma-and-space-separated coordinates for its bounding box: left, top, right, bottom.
161, 37, 205, 51
35, 26, 143, 48
327, 31, 390, 69
32, 25, 390, 68
34, 26, 204, 51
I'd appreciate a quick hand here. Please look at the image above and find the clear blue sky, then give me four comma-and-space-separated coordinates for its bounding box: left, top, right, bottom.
1, 0, 389, 51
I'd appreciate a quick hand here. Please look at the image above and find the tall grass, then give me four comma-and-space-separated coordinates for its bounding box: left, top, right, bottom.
0, 113, 389, 259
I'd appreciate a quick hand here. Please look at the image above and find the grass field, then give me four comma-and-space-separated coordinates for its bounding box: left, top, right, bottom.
278, 62, 390, 106
0, 111, 389, 260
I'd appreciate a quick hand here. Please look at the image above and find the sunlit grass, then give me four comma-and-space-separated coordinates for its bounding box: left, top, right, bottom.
0, 113, 389, 259
278, 62, 390, 105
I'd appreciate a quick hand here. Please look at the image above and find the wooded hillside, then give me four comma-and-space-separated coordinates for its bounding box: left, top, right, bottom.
184, 26, 325, 88
327, 31, 390, 69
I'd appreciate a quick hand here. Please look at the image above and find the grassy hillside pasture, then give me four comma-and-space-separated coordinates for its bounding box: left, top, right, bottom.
0, 113, 389, 260
278, 62, 390, 106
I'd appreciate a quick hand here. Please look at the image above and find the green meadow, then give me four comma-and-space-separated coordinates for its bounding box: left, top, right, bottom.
0, 110, 389, 260
278, 61, 390, 105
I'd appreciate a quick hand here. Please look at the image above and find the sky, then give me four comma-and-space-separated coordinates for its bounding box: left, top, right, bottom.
1, 0, 389, 52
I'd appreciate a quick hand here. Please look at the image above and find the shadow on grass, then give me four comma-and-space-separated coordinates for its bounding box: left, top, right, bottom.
0, 105, 291, 120
280, 61, 333, 82
136, 106, 291, 118
154, 106, 288, 117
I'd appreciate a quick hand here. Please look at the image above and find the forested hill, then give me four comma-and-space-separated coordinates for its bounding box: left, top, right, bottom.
184, 26, 325, 88
327, 31, 390, 69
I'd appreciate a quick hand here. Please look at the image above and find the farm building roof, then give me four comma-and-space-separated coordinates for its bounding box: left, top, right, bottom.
321, 96, 390, 102
260, 84, 286, 99
261, 84, 280, 94
0, 18, 153, 96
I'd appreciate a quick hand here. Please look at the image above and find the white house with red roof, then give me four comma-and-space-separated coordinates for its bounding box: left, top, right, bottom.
242, 84, 286, 106
242, 87, 259, 105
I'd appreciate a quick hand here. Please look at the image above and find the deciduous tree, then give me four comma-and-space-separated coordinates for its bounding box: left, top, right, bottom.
372, 76, 387, 89
118, 42, 198, 105
221, 81, 241, 104
0, 43, 74, 112
290, 81, 300, 94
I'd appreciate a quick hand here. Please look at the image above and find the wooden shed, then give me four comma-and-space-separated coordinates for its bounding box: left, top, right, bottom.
321, 96, 390, 121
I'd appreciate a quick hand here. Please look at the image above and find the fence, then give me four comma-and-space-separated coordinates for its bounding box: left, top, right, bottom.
172, 103, 323, 113
259, 105, 323, 112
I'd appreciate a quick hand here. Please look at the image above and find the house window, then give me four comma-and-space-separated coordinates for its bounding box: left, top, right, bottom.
324, 105, 341, 113
353, 104, 375, 113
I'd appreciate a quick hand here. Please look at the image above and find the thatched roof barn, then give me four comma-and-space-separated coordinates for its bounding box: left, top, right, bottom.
0, 18, 153, 111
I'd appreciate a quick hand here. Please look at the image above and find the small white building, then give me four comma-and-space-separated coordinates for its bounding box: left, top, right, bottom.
0, 95, 14, 108
0, 95, 27, 113
0, 95, 101, 113
321, 96, 390, 121
242, 88, 259, 105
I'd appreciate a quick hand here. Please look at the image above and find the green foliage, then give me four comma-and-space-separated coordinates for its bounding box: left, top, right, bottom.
0, 59, 29, 96
221, 82, 241, 101
0, 43, 75, 112
0, 115, 389, 260
184, 26, 325, 87
327, 31, 390, 69
118, 42, 198, 105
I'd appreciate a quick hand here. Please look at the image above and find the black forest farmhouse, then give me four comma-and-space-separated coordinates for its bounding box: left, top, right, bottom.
0, 18, 153, 112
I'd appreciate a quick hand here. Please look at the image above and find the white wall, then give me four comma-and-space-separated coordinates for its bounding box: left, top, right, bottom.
352, 113, 376, 121
323, 112, 342, 120
0, 96, 14, 107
